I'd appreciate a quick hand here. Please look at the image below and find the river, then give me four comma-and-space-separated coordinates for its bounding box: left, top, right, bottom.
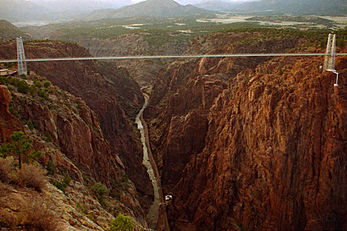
135, 93, 169, 230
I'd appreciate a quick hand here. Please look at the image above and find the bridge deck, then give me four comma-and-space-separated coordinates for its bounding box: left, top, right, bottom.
1, 53, 347, 63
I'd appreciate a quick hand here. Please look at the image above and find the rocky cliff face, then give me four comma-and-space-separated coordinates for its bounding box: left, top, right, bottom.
0, 41, 153, 211
0, 85, 21, 142
0, 76, 147, 228
145, 31, 346, 230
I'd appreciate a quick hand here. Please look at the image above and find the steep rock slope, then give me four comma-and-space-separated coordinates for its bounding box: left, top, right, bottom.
170, 56, 346, 231
0, 75, 147, 228
0, 85, 21, 142
0, 41, 153, 211
145, 31, 299, 190
145, 31, 346, 230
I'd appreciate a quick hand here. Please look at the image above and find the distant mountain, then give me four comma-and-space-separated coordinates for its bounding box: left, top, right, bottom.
30, 0, 131, 13
82, 0, 214, 21
0, 0, 131, 23
0, 20, 31, 41
0, 0, 52, 22
195, 0, 241, 11
233, 0, 347, 16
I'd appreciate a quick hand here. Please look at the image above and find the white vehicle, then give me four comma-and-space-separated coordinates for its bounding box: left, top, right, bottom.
165, 195, 173, 201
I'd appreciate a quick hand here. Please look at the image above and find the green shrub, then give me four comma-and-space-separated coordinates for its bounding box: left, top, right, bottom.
26, 151, 42, 163
38, 90, 48, 99
237, 224, 247, 231
63, 175, 71, 186
17, 80, 29, 94
46, 160, 55, 175
0, 131, 40, 168
91, 182, 109, 205
75, 201, 87, 214
29, 85, 38, 95
45, 132, 53, 142
34, 80, 42, 88
52, 180, 66, 193
0, 144, 11, 158
26, 121, 34, 130
43, 81, 51, 88
110, 213, 134, 231
51, 175, 71, 193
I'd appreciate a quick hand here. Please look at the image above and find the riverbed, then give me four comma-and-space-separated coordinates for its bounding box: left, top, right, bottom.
135, 93, 162, 229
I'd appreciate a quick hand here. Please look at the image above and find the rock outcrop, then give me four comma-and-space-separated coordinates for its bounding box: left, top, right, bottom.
0, 71, 148, 228
0, 41, 153, 211
145, 31, 347, 230
0, 85, 21, 142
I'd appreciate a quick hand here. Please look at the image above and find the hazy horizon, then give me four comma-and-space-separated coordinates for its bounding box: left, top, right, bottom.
28, 0, 256, 5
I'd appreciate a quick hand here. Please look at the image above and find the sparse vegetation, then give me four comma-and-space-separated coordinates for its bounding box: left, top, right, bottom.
237, 224, 247, 231
46, 159, 55, 175
16, 80, 30, 94
33, 120, 39, 129
75, 201, 87, 214
43, 80, 51, 88
91, 182, 109, 205
0, 131, 42, 168
14, 163, 47, 192
34, 80, 42, 88
26, 120, 34, 130
38, 89, 49, 99
45, 131, 53, 142
110, 212, 134, 231
0, 157, 13, 183
51, 175, 71, 193
8, 102, 20, 118
0, 208, 19, 229
20, 198, 58, 230
120, 172, 130, 187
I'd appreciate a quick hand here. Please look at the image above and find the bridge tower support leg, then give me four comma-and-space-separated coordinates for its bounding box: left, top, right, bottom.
324, 33, 339, 87
16, 37, 27, 76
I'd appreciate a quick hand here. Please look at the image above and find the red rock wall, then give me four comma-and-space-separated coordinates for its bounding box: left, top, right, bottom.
0, 85, 21, 142
169, 56, 346, 231
0, 83, 147, 221
145, 32, 346, 230
0, 41, 153, 208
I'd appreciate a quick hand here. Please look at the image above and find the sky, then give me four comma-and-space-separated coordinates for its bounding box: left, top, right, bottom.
132, 0, 254, 3
29, 0, 255, 4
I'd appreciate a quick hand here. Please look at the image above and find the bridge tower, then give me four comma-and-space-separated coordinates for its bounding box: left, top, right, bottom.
16, 37, 27, 76
324, 33, 339, 87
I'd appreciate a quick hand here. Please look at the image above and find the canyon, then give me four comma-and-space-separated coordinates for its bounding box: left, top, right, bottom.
0, 40, 154, 229
144, 31, 347, 230
0, 77, 147, 229
0, 25, 346, 231
0, 41, 154, 208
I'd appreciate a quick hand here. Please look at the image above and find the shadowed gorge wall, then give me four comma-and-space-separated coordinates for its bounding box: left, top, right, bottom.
145, 32, 346, 231
0, 41, 154, 212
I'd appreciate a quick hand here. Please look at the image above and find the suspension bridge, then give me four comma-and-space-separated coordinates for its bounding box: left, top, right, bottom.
0, 34, 345, 86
